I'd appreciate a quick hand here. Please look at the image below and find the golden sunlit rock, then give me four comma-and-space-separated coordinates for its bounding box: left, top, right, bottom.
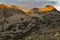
0, 4, 9, 8
0, 4, 55, 13
39, 5, 55, 12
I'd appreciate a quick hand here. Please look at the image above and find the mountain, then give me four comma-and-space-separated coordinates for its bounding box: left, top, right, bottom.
0, 4, 60, 40
28, 5, 58, 13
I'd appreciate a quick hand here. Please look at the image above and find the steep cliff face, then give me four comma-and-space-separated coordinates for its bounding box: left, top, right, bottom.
0, 4, 60, 40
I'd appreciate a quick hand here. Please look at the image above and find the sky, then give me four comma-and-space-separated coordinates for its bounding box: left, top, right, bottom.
0, 0, 60, 10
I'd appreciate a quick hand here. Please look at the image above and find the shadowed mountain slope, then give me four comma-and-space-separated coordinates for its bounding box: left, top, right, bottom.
0, 4, 60, 40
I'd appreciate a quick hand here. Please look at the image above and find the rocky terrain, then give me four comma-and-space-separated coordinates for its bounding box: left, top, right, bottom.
0, 4, 60, 40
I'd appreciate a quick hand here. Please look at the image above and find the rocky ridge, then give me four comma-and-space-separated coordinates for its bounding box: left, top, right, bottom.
0, 4, 60, 40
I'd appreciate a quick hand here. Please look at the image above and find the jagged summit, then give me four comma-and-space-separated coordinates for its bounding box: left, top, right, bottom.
39, 5, 57, 12
45, 5, 58, 12
0, 4, 58, 14
0, 4, 25, 14
30, 5, 58, 13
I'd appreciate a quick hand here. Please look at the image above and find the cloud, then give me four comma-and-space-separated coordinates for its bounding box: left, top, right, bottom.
15, 1, 57, 9
0, 2, 4, 4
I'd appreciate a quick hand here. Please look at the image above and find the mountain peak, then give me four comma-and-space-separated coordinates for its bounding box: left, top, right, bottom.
38, 5, 57, 12
27, 5, 58, 13
0, 4, 9, 8
0, 4, 58, 14
45, 5, 58, 12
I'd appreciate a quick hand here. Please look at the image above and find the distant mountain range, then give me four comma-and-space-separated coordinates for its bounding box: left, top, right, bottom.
0, 4, 60, 40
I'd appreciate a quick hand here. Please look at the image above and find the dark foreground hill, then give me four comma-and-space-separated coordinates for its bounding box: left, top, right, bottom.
0, 4, 60, 40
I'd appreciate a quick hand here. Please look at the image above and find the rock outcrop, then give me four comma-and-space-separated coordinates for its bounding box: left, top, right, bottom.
0, 4, 60, 40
